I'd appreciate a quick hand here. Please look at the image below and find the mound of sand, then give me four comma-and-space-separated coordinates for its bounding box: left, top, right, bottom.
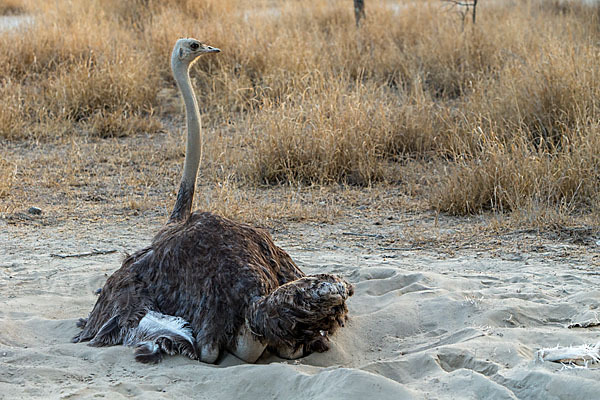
2, 219, 600, 399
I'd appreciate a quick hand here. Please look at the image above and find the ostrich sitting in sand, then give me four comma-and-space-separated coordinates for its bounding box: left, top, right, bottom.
73, 38, 353, 364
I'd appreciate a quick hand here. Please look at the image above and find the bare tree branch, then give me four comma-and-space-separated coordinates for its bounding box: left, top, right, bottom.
441, 0, 479, 26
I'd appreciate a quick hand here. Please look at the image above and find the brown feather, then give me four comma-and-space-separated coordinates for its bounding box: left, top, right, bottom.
74, 212, 352, 363
247, 274, 353, 355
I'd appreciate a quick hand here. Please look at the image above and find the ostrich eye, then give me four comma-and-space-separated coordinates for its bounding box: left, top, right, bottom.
190, 43, 200, 50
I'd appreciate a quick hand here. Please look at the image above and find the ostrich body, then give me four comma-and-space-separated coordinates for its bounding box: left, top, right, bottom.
73, 39, 353, 364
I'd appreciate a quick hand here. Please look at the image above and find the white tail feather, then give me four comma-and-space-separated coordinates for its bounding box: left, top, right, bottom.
123, 311, 196, 361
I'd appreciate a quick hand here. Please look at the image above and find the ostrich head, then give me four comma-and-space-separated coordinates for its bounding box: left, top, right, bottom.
171, 38, 220, 69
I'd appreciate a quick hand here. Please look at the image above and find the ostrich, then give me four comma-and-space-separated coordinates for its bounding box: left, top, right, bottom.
73, 38, 353, 364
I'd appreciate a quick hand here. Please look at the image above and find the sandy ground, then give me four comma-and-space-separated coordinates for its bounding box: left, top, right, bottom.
2, 212, 600, 400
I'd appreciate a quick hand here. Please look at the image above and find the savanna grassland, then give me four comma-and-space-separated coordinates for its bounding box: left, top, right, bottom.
1, 0, 600, 236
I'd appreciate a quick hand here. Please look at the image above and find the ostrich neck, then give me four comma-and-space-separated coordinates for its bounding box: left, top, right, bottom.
174, 62, 201, 189
169, 61, 201, 222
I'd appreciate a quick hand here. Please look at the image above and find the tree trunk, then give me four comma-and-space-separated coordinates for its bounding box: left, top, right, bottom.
354, 0, 365, 27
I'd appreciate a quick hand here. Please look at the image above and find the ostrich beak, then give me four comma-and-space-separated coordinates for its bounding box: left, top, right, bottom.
206, 46, 220, 53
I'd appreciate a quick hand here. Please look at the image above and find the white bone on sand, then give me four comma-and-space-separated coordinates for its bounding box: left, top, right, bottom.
536, 343, 600, 366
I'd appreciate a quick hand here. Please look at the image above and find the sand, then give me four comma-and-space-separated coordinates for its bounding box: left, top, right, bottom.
0, 15, 33, 32
2, 214, 600, 400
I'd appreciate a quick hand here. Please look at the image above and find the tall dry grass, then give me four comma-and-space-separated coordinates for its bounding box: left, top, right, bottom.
0, 156, 15, 202
1, 0, 600, 225
0, 0, 25, 15
0, 0, 161, 138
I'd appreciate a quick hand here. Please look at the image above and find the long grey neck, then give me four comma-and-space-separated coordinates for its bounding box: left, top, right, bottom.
169, 60, 201, 222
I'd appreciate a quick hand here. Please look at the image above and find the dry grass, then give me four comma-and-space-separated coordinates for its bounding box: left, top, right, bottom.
1, 0, 600, 229
0, 0, 26, 15
0, 157, 16, 205
0, 1, 161, 139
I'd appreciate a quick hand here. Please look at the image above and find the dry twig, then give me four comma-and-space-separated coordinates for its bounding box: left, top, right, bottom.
50, 249, 117, 258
